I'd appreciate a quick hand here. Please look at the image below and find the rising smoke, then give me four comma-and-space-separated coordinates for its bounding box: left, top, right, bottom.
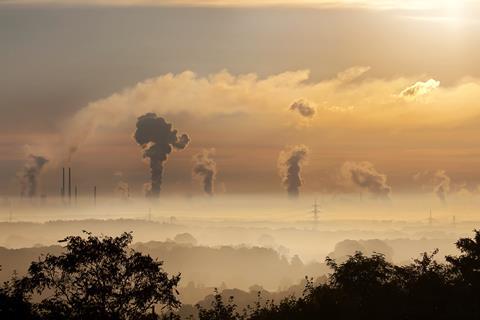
278, 145, 309, 198
413, 170, 451, 204
18, 155, 49, 198
134, 113, 190, 198
289, 99, 316, 118
193, 149, 217, 196
340, 161, 391, 199
115, 181, 130, 199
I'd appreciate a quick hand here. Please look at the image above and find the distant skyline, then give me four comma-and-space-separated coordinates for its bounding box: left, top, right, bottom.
1, 1, 480, 198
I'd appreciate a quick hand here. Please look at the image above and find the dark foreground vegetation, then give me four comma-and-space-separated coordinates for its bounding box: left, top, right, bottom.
1, 230, 480, 320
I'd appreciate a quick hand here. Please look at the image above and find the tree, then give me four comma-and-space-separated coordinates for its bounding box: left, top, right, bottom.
0, 269, 38, 320
17, 232, 181, 320
196, 288, 243, 320
447, 229, 480, 288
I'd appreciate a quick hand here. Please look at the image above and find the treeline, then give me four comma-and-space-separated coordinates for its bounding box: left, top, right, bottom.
0, 238, 327, 293
1, 230, 480, 319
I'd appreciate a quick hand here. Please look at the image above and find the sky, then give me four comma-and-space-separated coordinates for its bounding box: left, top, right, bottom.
1, 0, 480, 198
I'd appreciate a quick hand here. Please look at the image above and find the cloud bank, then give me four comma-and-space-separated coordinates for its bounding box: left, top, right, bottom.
400, 79, 440, 99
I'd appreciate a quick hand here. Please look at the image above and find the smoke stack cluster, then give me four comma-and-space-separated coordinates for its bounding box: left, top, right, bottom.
193, 149, 217, 196
19, 154, 49, 198
134, 113, 190, 198
278, 145, 309, 198
60, 167, 74, 203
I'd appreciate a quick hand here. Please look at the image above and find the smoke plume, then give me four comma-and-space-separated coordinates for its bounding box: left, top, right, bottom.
193, 149, 217, 196
289, 99, 316, 118
18, 154, 49, 198
413, 170, 451, 203
340, 161, 391, 199
278, 145, 309, 198
115, 181, 130, 199
134, 113, 190, 198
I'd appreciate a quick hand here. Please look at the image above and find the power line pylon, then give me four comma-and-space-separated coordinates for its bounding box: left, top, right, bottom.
312, 199, 321, 229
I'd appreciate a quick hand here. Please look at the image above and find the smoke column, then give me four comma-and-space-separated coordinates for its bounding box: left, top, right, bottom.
115, 181, 130, 199
340, 161, 391, 199
431, 170, 450, 204
413, 170, 451, 204
278, 145, 309, 198
193, 149, 217, 196
134, 113, 190, 197
19, 155, 49, 198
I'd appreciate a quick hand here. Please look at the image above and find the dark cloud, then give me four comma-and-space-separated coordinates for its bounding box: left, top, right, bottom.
134, 113, 190, 198
289, 99, 316, 118
278, 145, 309, 198
18, 154, 49, 198
193, 149, 217, 196
340, 161, 391, 199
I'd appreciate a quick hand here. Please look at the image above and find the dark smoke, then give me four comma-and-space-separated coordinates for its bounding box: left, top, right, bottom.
193, 149, 217, 196
18, 154, 49, 198
134, 113, 190, 197
278, 145, 309, 198
289, 99, 316, 118
341, 161, 391, 199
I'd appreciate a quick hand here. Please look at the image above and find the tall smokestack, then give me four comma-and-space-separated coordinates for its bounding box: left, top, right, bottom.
62, 167, 65, 199
68, 167, 72, 203
94, 185, 97, 206
75, 185, 77, 205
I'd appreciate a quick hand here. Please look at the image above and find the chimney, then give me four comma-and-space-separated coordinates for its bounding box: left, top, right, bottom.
68, 167, 72, 203
75, 185, 78, 205
94, 186, 97, 206
62, 167, 65, 199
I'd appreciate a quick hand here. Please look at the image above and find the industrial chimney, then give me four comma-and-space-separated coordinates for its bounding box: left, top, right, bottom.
68, 167, 72, 203
62, 167, 65, 199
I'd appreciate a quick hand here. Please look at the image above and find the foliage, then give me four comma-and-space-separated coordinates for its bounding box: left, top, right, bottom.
1, 232, 180, 320
4, 230, 480, 319
196, 288, 243, 320
196, 230, 480, 320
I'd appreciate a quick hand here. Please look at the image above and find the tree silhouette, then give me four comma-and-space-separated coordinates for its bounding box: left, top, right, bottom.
196, 288, 243, 320
4, 230, 480, 320
9, 232, 181, 320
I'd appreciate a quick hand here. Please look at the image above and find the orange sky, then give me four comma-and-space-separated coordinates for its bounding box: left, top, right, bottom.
1, 1, 480, 198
